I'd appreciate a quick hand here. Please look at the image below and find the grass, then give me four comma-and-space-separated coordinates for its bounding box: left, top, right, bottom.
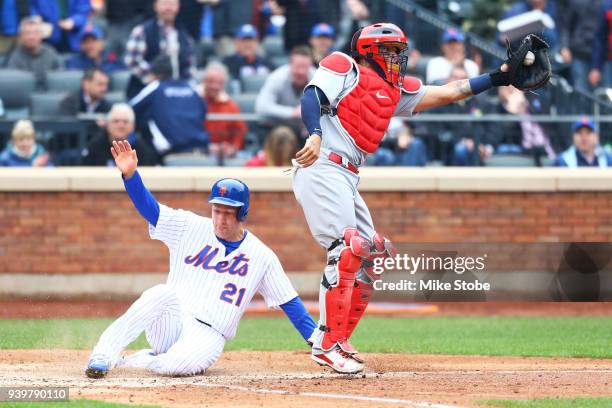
0, 399, 161, 408
0, 316, 611, 358
482, 397, 612, 408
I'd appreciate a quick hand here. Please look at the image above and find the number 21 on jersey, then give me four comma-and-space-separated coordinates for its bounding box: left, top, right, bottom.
220, 283, 246, 307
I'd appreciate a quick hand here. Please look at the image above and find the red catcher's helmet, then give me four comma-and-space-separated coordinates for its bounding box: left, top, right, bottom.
350, 23, 409, 87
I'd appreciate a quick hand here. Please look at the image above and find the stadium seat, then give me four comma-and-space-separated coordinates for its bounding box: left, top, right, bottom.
0, 69, 35, 118
233, 93, 257, 114
195, 40, 217, 68
30, 92, 67, 117
241, 73, 269, 94
414, 55, 431, 80
262, 35, 284, 58
58, 53, 76, 68
106, 91, 126, 106
223, 156, 248, 166
47, 71, 83, 94
484, 154, 536, 167
111, 70, 130, 93
163, 152, 218, 166
270, 55, 289, 69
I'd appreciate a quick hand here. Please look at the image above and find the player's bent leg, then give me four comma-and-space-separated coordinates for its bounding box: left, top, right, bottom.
86, 284, 183, 378
321, 228, 370, 352
145, 319, 225, 376
343, 232, 397, 363
311, 228, 370, 374
145, 308, 183, 355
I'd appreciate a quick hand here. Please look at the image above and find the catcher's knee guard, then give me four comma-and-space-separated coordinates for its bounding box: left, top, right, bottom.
321, 228, 370, 351
364, 232, 397, 281
340, 232, 395, 356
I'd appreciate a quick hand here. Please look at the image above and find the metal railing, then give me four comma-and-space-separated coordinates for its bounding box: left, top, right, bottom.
385, 0, 612, 117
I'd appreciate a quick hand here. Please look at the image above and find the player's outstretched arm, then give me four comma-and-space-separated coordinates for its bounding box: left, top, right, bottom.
111, 140, 161, 226
280, 296, 317, 343
416, 34, 551, 112
414, 65, 509, 112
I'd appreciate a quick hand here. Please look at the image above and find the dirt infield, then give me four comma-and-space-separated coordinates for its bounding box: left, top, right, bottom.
1, 350, 611, 408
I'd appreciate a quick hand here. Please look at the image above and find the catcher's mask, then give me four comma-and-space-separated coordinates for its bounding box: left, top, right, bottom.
350, 23, 409, 87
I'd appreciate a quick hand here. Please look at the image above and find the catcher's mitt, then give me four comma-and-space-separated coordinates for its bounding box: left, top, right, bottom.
490, 34, 552, 91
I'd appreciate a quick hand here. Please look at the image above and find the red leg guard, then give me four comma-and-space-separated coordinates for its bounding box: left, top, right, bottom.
338, 280, 373, 357
321, 229, 369, 351
340, 232, 394, 356
346, 280, 373, 339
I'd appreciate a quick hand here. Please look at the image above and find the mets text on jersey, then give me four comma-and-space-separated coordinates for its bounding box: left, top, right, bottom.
184, 245, 249, 276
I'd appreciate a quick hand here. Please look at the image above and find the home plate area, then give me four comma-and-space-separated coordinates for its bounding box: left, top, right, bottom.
2, 350, 612, 408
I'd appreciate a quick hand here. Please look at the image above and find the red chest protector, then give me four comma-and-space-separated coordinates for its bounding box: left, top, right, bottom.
336, 65, 399, 153
319, 52, 421, 153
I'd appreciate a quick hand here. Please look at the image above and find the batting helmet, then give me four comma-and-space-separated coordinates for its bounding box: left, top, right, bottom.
208, 178, 250, 221
350, 23, 409, 87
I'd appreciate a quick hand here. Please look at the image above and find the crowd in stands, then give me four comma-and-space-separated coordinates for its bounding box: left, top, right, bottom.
0, 0, 609, 168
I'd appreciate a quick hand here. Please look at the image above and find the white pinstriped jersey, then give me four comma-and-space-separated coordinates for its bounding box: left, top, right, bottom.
149, 204, 297, 339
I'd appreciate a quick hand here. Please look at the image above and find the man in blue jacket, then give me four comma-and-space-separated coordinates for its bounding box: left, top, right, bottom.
30, 0, 91, 52
555, 117, 612, 167
589, 0, 612, 88
66, 25, 125, 73
130, 54, 208, 157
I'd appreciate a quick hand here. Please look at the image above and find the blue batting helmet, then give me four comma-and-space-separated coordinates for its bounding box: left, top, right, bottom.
208, 178, 250, 221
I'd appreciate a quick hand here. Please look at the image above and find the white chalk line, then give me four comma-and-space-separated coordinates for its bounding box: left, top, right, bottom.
2, 367, 612, 388
123, 381, 464, 408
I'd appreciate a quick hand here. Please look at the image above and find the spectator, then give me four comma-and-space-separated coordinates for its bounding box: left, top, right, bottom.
222, 24, 270, 83
558, 0, 600, 91
60, 68, 111, 115
246, 125, 299, 166
0, 0, 31, 54
104, 0, 154, 58
130, 55, 208, 156
30, 0, 91, 52
255, 45, 315, 136
309, 23, 335, 66
176, 0, 206, 41
65, 25, 126, 73
201, 61, 247, 159
556, 117, 612, 167
589, 0, 612, 89
273, 0, 320, 52
430, 66, 490, 166
335, 0, 372, 53
498, 0, 558, 50
125, 0, 194, 99
373, 120, 428, 166
426, 28, 479, 84
0, 119, 50, 166
82, 103, 158, 166
494, 85, 555, 164
6, 17, 61, 91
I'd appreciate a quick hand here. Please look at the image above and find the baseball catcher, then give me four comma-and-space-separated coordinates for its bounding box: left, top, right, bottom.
293, 24, 550, 374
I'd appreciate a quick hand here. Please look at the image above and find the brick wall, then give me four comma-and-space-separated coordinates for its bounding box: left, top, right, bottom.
2, 190, 612, 274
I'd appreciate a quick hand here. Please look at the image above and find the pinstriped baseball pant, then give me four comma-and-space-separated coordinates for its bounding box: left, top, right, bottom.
91, 284, 225, 376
